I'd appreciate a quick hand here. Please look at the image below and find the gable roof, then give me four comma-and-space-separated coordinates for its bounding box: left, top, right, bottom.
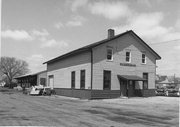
43, 30, 161, 64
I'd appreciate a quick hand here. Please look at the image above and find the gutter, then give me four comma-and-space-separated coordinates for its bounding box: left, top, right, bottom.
91, 49, 93, 90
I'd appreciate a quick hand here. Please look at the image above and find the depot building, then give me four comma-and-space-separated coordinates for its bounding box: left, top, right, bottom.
43, 29, 161, 99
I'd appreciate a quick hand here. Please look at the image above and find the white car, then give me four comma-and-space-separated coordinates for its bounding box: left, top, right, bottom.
29, 85, 43, 95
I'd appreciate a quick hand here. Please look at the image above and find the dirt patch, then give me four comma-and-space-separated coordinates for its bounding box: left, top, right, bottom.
84, 109, 107, 115
1, 116, 32, 121
79, 121, 97, 127
10, 97, 17, 99
106, 116, 154, 125
92, 106, 172, 125
1, 91, 15, 94
0, 110, 9, 116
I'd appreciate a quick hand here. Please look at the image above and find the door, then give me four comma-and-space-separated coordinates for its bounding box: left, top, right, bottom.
128, 81, 135, 97
49, 75, 54, 89
120, 80, 127, 97
103, 70, 111, 90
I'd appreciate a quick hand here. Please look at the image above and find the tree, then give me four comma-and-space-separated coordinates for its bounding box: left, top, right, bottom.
0, 56, 29, 88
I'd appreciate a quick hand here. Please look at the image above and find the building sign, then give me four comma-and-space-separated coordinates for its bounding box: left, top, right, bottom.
120, 63, 136, 67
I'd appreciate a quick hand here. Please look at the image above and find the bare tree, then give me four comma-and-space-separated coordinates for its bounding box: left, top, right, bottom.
0, 56, 29, 87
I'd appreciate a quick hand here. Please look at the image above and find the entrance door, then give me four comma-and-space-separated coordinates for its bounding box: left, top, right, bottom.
120, 80, 127, 97
128, 81, 135, 97
49, 75, 54, 89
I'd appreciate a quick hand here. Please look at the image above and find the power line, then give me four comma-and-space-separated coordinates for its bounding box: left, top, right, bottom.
149, 39, 180, 45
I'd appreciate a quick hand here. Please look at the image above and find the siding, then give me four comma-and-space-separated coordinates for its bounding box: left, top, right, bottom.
47, 51, 91, 89
92, 33, 156, 90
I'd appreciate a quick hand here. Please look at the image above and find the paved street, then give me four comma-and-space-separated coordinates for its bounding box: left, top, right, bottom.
0, 88, 179, 127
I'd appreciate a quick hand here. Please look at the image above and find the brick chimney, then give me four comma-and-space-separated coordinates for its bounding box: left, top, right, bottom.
108, 29, 115, 39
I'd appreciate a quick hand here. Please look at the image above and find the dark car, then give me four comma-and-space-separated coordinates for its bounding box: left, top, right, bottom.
155, 87, 166, 96
165, 86, 180, 97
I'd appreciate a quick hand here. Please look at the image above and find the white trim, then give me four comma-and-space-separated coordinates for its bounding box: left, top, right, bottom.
142, 53, 146, 64
107, 47, 113, 61
126, 51, 131, 63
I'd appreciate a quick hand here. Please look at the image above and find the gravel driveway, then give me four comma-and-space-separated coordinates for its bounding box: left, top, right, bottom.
0, 88, 179, 127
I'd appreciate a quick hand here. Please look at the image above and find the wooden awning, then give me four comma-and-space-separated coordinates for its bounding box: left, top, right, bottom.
117, 75, 146, 81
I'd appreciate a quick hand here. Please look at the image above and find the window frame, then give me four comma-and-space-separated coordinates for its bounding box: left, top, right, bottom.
126, 51, 131, 63
71, 71, 75, 89
80, 70, 85, 89
142, 53, 146, 64
106, 47, 113, 61
103, 70, 111, 90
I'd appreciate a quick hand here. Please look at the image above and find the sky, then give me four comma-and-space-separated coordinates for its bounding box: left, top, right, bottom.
1, 0, 180, 77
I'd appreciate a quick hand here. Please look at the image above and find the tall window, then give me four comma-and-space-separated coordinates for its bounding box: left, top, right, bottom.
107, 47, 113, 61
80, 70, 85, 89
142, 53, 146, 64
143, 73, 148, 89
103, 70, 111, 90
71, 71, 75, 89
126, 51, 131, 63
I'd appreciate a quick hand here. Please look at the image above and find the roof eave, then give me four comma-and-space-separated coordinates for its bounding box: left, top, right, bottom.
43, 48, 91, 64
129, 31, 161, 60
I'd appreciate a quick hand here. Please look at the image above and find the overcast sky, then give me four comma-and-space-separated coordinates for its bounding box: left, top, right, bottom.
1, 0, 180, 76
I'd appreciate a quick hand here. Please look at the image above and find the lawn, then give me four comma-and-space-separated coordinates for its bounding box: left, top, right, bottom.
0, 87, 179, 127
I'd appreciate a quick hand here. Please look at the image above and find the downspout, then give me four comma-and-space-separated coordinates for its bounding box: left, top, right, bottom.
90, 49, 93, 90
90, 49, 93, 99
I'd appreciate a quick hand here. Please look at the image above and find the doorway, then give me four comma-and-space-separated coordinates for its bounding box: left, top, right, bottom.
48, 75, 54, 89
128, 81, 135, 97
120, 80, 128, 97
119, 79, 136, 97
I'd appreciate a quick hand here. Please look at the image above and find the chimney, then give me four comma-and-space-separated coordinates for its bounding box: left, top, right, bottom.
108, 29, 115, 39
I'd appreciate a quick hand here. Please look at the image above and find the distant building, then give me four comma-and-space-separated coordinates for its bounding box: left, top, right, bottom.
156, 78, 172, 88
15, 71, 47, 88
156, 75, 180, 88
43, 29, 161, 99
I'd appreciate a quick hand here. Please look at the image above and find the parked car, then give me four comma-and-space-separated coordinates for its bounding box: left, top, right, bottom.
23, 85, 52, 96
165, 86, 180, 97
42, 87, 51, 96
155, 87, 166, 96
29, 85, 44, 95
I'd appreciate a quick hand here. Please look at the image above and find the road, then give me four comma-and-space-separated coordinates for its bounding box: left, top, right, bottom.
0, 88, 179, 127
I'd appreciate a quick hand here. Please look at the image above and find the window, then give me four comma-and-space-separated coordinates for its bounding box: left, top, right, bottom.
40, 78, 46, 86
107, 47, 113, 61
142, 53, 146, 64
126, 51, 131, 63
80, 70, 85, 89
143, 73, 148, 89
71, 71, 75, 89
103, 70, 111, 90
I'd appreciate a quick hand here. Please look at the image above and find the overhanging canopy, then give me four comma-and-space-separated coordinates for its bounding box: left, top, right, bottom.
14, 70, 46, 79
117, 75, 146, 81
